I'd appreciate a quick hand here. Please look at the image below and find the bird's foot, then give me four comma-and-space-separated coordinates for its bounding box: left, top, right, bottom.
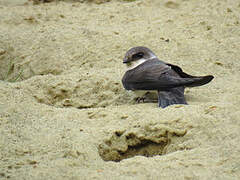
136, 97, 145, 103
135, 92, 158, 103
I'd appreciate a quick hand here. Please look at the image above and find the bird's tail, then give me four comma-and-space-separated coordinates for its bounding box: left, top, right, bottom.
158, 87, 187, 108
184, 75, 214, 87
167, 63, 214, 87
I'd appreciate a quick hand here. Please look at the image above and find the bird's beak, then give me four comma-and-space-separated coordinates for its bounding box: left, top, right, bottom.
123, 58, 131, 64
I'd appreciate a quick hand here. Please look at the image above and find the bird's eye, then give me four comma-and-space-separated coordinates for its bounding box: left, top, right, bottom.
132, 52, 144, 60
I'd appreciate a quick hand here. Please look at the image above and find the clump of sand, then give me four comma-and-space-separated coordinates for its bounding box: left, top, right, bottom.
0, 0, 240, 179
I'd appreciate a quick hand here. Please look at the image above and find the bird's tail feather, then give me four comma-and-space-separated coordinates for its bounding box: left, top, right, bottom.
185, 75, 214, 87
167, 63, 214, 87
158, 87, 187, 108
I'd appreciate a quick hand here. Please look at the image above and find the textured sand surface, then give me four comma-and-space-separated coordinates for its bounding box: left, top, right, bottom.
0, 0, 240, 179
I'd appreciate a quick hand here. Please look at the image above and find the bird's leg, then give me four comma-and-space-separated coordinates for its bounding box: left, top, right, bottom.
136, 92, 158, 103
136, 96, 145, 103
144, 93, 158, 103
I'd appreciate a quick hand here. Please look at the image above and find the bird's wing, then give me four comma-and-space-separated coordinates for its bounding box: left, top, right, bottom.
167, 63, 214, 87
157, 87, 187, 108
122, 59, 201, 90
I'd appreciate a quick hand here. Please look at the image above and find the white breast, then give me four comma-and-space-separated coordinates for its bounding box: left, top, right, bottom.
126, 58, 147, 71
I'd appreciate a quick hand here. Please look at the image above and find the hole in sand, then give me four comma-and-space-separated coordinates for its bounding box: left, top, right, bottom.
98, 127, 186, 162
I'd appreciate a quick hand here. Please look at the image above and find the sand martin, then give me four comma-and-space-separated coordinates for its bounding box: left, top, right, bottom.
122, 46, 214, 108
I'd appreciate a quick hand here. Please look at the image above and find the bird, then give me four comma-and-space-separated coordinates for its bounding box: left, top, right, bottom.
122, 46, 214, 108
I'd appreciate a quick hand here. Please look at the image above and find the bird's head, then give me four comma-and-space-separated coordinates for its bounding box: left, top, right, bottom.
123, 46, 156, 70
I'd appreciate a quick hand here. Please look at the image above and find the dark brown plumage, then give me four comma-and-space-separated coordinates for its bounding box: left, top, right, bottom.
122, 47, 214, 108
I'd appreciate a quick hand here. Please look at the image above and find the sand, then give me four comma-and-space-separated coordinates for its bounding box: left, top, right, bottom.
0, 0, 240, 179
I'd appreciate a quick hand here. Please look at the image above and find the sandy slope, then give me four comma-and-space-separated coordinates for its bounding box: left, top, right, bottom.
0, 0, 240, 179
